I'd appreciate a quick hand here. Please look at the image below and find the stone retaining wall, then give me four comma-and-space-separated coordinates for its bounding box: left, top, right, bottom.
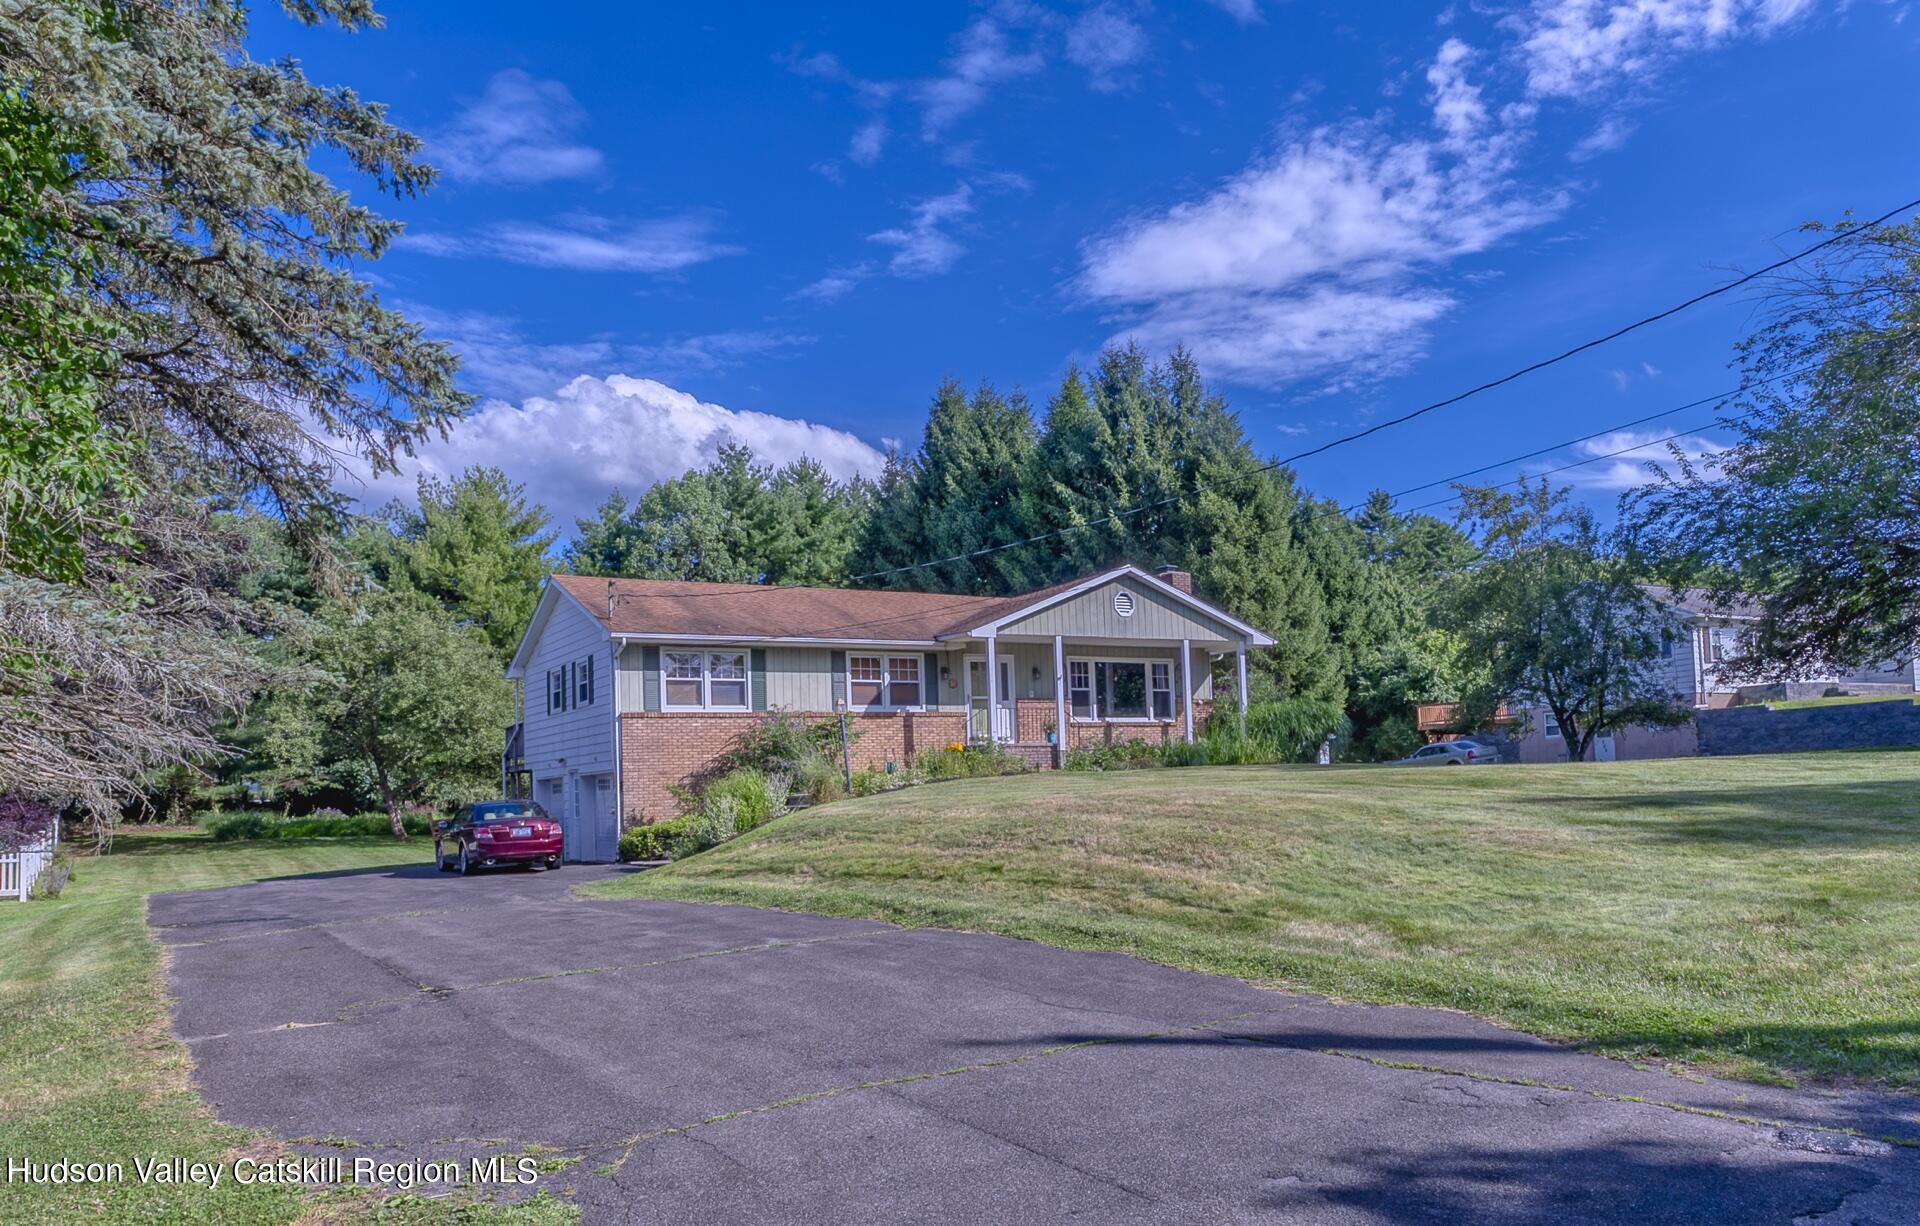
1697, 700, 1920, 757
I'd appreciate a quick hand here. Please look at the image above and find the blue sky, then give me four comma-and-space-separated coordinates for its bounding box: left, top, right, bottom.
260, 1, 1920, 532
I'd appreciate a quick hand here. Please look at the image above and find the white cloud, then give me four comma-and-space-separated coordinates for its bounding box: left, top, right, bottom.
849, 117, 889, 165
1426, 38, 1490, 149
399, 213, 740, 273
1077, 89, 1562, 387
1066, 4, 1149, 91
792, 265, 872, 304
869, 185, 975, 277
334, 375, 887, 526
1569, 113, 1635, 160
1557, 428, 1729, 489
1206, 0, 1263, 22
918, 16, 1045, 137
402, 306, 810, 402
1519, 0, 1818, 99
432, 70, 605, 185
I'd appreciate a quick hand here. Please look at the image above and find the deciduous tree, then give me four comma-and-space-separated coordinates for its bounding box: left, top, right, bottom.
1634, 215, 1920, 678
1449, 481, 1688, 762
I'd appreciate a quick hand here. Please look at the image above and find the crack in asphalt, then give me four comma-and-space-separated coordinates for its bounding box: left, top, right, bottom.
875, 1083, 1161, 1205
285, 999, 1911, 1200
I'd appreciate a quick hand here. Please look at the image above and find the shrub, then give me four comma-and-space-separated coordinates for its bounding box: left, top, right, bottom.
207, 812, 269, 841
206, 811, 430, 840
917, 744, 1029, 779
619, 818, 690, 862
1064, 740, 1166, 771
670, 797, 741, 859
698, 768, 788, 833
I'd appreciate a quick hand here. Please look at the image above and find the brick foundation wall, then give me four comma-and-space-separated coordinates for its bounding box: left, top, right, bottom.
619, 710, 968, 826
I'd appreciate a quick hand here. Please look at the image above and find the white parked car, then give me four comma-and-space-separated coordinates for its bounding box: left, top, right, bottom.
1393, 739, 1500, 766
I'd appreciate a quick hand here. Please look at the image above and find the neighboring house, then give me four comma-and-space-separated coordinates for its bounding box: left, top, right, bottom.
503, 564, 1274, 859
1416, 586, 1918, 764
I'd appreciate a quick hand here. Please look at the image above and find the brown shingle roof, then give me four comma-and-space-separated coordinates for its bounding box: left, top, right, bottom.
550, 574, 1022, 642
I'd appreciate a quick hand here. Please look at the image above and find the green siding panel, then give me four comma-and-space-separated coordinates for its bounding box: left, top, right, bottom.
751, 648, 768, 712
641, 645, 661, 712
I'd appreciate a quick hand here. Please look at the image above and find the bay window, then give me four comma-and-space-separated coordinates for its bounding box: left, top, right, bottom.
663, 650, 749, 710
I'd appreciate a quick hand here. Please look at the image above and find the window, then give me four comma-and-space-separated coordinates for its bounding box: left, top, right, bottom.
548, 668, 567, 714
664, 651, 704, 707
886, 656, 921, 707
708, 652, 747, 708
1659, 631, 1674, 660
1708, 627, 1740, 664
848, 655, 885, 708
847, 655, 922, 710
1068, 660, 1094, 719
1150, 661, 1174, 720
1096, 661, 1149, 719
663, 650, 750, 710
575, 655, 595, 706
1544, 718, 1561, 739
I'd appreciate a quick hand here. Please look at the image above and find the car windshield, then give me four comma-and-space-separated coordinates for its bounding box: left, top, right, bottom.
466, 802, 546, 823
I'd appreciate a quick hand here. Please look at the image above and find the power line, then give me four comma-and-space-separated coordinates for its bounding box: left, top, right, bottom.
848, 195, 1916, 583
1394, 414, 1745, 518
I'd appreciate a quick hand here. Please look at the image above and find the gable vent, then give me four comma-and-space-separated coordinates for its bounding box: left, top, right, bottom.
1113, 589, 1136, 618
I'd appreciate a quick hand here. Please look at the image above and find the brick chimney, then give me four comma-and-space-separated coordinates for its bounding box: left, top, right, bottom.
1154, 566, 1193, 595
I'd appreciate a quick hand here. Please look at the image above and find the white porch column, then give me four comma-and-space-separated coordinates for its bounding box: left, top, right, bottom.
984, 633, 999, 744
1053, 635, 1067, 768
1236, 642, 1249, 737
1180, 638, 1194, 744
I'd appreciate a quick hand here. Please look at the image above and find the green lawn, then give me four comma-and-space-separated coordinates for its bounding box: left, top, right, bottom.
1758, 693, 1920, 711
587, 751, 1920, 1090
0, 830, 574, 1225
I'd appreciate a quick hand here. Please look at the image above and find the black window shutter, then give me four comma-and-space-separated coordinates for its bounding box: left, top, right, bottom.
585, 655, 596, 705
830, 650, 847, 707
924, 652, 940, 709
546, 670, 555, 715
750, 649, 768, 712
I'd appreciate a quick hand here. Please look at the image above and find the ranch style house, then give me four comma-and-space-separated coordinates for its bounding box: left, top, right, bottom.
503, 564, 1275, 861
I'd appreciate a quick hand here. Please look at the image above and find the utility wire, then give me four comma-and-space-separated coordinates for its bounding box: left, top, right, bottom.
848, 196, 1916, 583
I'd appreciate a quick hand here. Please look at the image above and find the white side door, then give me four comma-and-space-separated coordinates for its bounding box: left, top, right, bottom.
1594, 735, 1617, 762
965, 658, 1016, 742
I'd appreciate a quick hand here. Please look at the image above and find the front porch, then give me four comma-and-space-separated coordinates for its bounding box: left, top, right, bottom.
956, 630, 1250, 768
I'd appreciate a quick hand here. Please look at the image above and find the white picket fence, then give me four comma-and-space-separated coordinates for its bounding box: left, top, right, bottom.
1, 825, 58, 901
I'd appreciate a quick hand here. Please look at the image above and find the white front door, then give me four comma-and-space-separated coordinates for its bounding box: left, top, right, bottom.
1594, 735, 1617, 762
966, 657, 1015, 742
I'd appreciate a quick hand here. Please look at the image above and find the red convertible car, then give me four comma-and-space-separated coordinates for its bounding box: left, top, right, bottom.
435, 801, 563, 874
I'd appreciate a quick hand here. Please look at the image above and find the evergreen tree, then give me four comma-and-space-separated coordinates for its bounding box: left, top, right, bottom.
367, 467, 557, 662
850, 380, 1039, 593
567, 445, 873, 586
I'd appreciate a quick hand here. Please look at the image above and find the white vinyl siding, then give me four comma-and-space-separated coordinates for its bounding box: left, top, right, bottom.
523, 594, 614, 779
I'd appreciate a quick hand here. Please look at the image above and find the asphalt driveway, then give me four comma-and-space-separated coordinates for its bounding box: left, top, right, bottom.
153, 862, 1920, 1224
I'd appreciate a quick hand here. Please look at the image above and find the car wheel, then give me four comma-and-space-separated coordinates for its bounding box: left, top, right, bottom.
1445, 759, 1462, 766
547, 855, 561, 870
436, 841, 454, 871
458, 843, 474, 875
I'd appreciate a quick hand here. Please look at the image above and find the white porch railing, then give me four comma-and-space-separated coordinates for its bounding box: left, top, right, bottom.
1, 826, 58, 901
